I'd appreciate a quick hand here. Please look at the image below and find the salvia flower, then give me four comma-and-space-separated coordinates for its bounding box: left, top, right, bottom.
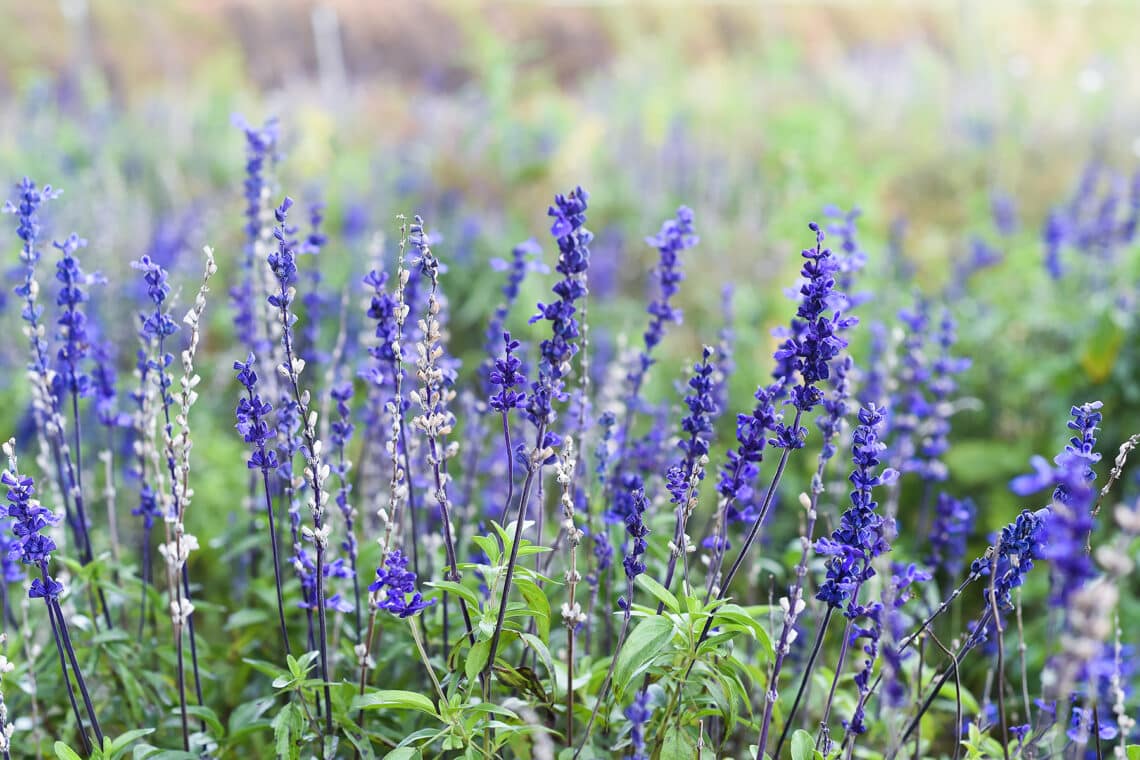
369, 550, 434, 618
53, 233, 97, 400
488, 332, 527, 413
484, 240, 544, 373
618, 487, 650, 610
639, 206, 697, 368
528, 186, 592, 428
968, 508, 1048, 610
623, 690, 652, 760
928, 492, 976, 578
772, 222, 856, 427
234, 354, 279, 473
815, 404, 896, 608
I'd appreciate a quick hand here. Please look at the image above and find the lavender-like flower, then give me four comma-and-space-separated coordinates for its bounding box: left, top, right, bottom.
815, 404, 896, 609
234, 353, 290, 653
623, 690, 652, 760
967, 508, 1048, 611
638, 206, 697, 372
528, 186, 592, 429
928, 493, 976, 578
659, 347, 717, 601
369, 550, 434, 618
619, 487, 650, 609
772, 222, 856, 434
991, 190, 1018, 236
2, 442, 102, 750
483, 240, 544, 382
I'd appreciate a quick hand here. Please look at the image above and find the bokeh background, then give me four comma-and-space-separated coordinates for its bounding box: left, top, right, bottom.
3, 0, 1140, 541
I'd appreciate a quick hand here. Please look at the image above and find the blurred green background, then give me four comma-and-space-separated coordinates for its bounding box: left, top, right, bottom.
2, 0, 1140, 538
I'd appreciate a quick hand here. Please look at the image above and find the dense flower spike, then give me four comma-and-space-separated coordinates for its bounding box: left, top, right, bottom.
488, 332, 527, 413
772, 222, 856, 429
53, 233, 97, 400
967, 508, 1047, 610
369, 550, 434, 618
815, 404, 896, 608
618, 487, 650, 609
528, 186, 592, 427
638, 206, 697, 372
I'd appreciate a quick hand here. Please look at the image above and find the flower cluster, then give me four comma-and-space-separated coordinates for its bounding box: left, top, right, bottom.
968, 508, 1048, 610
928, 492, 975, 578
623, 690, 652, 760
772, 222, 855, 436
618, 487, 650, 609
53, 233, 97, 400
369, 550, 434, 618
1, 444, 60, 598
815, 404, 896, 608
234, 355, 279, 473
488, 332, 527, 413
528, 186, 592, 428
639, 206, 697, 367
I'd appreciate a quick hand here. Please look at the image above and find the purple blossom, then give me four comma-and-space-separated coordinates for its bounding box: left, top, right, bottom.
618, 487, 650, 610
528, 186, 591, 430
815, 404, 896, 609
234, 354, 279, 473
369, 550, 434, 618
639, 206, 697, 367
488, 332, 527, 413
968, 508, 1048, 610
772, 222, 856, 427
928, 493, 975, 578
623, 690, 652, 760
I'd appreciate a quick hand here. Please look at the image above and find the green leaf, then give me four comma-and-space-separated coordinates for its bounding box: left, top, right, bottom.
712, 603, 774, 660
467, 638, 491, 683
519, 632, 556, 685
428, 580, 483, 610
185, 705, 224, 737
352, 689, 438, 716
225, 608, 269, 631
1125, 746, 1140, 760
53, 742, 84, 760
272, 703, 303, 760
108, 728, 156, 759
791, 729, 814, 760
384, 749, 421, 760
635, 574, 679, 613
660, 726, 697, 760
515, 578, 551, 640
614, 616, 674, 695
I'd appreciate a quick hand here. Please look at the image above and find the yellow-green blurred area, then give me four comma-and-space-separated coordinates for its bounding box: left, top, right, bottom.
2, 1, 1140, 528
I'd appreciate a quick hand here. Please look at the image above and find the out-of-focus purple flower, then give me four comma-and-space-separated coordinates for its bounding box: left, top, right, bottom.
815, 404, 896, 609
878, 562, 932, 708
483, 239, 544, 384
623, 690, 652, 760
712, 284, 736, 414
817, 357, 852, 463
369, 550, 434, 618
991, 191, 1018, 236
640, 207, 697, 367
824, 205, 869, 307
929, 492, 975, 578
1043, 210, 1067, 280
